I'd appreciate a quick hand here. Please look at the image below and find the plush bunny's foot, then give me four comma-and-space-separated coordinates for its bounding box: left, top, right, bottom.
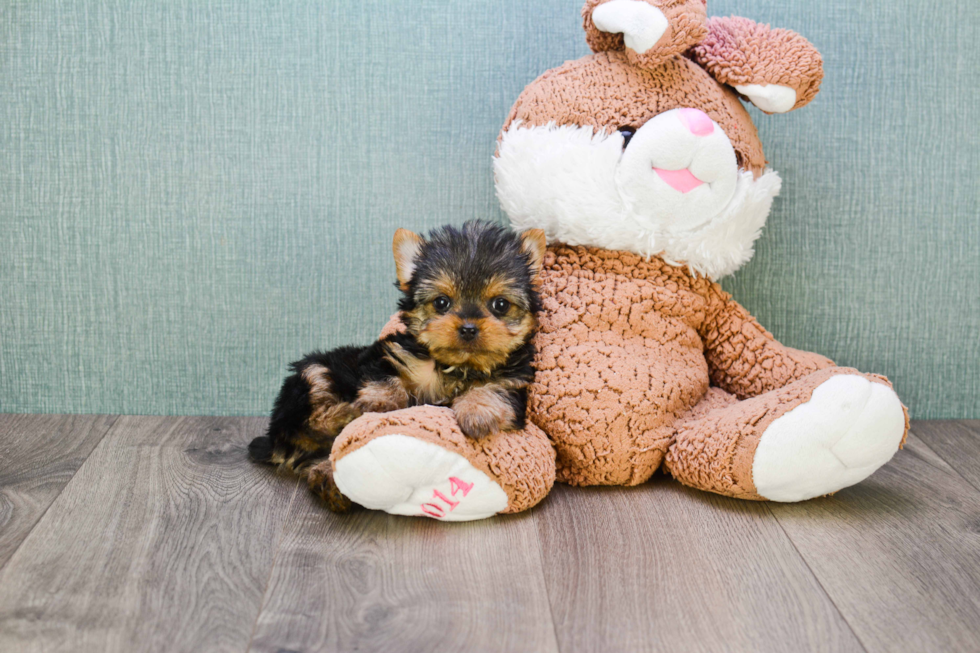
330, 406, 556, 521
333, 434, 508, 521
666, 369, 908, 502
752, 374, 907, 502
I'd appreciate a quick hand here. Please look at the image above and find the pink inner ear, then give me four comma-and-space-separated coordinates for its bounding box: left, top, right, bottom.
678, 108, 714, 136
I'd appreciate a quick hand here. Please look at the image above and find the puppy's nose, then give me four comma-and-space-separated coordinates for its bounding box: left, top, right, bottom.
458, 324, 479, 341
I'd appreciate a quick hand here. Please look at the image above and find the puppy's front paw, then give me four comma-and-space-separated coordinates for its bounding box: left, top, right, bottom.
456, 409, 501, 439
452, 386, 515, 439
308, 459, 353, 513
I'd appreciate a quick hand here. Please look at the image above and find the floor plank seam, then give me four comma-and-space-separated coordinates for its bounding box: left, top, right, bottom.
244, 477, 302, 653
0, 414, 120, 577
765, 503, 870, 653
529, 505, 563, 653
910, 424, 980, 495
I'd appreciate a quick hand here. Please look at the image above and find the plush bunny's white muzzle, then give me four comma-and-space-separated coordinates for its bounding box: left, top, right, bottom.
494, 110, 782, 280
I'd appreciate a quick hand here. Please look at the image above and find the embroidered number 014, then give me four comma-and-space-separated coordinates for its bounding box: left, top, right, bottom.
420, 477, 475, 518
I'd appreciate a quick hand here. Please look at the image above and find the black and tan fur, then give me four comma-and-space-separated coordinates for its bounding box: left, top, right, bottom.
248, 221, 546, 511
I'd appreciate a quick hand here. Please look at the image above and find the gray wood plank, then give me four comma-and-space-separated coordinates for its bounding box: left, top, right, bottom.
0, 415, 299, 653
770, 433, 980, 653
534, 480, 862, 653
0, 414, 116, 570
249, 490, 560, 653
911, 420, 980, 492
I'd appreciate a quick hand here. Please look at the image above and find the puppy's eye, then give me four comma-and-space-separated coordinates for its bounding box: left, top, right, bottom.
432, 296, 451, 313
489, 297, 511, 315
618, 126, 635, 149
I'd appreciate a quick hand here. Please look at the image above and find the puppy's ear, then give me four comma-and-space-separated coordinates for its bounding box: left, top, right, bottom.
393, 228, 424, 290
519, 229, 547, 277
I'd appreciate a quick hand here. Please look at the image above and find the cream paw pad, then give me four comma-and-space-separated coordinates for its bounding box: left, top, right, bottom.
752, 374, 907, 502
330, 405, 557, 520
333, 434, 508, 521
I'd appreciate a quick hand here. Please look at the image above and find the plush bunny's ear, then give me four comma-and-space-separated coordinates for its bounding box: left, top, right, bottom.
590, 0, 668, 55
519, 229, 547, 277
393, 228, 424, 290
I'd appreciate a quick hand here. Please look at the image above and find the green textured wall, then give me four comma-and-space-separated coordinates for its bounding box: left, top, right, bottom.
1, 0, 978, 418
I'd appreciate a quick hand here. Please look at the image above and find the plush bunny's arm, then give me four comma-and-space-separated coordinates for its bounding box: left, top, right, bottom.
691, 17, 823, 113
379, 311, 407, 338
699, 284, 835, 399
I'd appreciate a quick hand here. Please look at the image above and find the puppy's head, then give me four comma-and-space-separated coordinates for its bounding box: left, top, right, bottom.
393, 221, 546, 373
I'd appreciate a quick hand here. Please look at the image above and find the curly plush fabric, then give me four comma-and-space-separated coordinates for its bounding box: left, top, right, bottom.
530, 245, 864, 487
665, 369, 905, 499
503, 51, 766, 175
583, 0, 708, 70
691, 16, 824, 111
332, 405, 556, 514
531, 247, 705, 485
699, 282, 835, 397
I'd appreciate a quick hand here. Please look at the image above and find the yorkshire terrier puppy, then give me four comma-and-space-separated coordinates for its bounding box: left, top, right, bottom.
248, 221, 546, 512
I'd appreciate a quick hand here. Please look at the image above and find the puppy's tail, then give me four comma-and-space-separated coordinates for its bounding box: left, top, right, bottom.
248, 435, 278, 465
248, 433, 331, 477
254, 352, 342, 476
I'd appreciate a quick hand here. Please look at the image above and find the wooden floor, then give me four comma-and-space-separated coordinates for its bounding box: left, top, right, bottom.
0, 416, 978, 652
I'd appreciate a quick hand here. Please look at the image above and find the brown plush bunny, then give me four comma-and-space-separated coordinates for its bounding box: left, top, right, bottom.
317, 0, 907, 521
